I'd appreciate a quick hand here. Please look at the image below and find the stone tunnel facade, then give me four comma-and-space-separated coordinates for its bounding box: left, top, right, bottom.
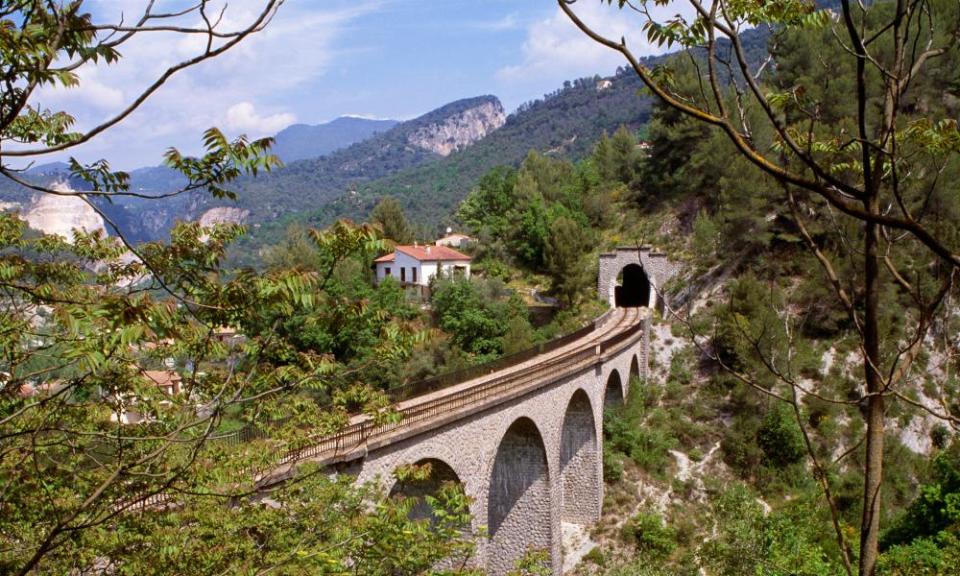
349, 319, 650, 575
598, 246, 680, 311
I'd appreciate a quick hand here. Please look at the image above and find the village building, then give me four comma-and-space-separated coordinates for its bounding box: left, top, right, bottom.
374, 244, 472, 287
434, 232, 473, 249
212, 325, 245, 347
143, 370, 182, 396
110, 370, 183, 425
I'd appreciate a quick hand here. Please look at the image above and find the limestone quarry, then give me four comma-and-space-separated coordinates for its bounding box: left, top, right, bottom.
22, 183, 106, 243
407, 100, 506, 156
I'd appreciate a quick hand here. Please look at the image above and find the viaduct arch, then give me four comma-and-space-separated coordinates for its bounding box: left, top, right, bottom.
347, 310, 651, 576
560, 390, 599, 525
488, 417, 552, 576
389, 458, 464, 523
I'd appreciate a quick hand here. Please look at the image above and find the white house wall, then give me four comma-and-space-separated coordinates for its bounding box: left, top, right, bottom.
376, 255, 471, 286
439, 260, 471, 279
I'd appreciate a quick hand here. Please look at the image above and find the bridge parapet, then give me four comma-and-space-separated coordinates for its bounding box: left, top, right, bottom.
266, 308, 648, 478
349, 308, 651, 575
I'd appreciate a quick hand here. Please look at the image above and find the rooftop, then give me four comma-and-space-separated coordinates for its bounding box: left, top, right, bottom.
375, 244, 471, 263
143, 370, 182, 388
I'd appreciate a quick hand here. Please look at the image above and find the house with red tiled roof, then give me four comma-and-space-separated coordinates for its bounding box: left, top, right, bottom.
143, 370, 182, 396
108, 369, 183, 425
374, 244, 471, 287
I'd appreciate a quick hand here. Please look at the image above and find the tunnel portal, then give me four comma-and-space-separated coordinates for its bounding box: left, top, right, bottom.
614, 264, 651, 308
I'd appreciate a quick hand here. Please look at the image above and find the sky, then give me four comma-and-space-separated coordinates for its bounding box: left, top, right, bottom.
26, 0, 680, 169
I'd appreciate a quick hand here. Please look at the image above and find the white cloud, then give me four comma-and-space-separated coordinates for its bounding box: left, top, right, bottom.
474, 13, 521, 32
34, 66, 125, 114
497, 2, 691, 86
224, 101, 295, 136
25, 1, 382, 168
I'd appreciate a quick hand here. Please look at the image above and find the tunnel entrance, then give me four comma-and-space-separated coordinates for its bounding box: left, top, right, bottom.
614, 264, 651, 308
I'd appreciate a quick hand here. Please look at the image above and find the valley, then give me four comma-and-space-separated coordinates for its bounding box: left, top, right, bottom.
2, 2, 959, 576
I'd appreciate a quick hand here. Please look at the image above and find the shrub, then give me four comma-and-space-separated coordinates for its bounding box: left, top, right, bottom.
603, 446, 625, 483
621, 512, 676, 559
603, 380, 678, 478
691, 210, 719, 264
583, 547, 606, 567
720, 416, 764, 476
878, 534, 960, 576
931, 424, 950, 450
757, 403, 806, 467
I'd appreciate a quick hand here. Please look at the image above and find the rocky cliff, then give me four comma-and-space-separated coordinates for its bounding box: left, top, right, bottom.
407, 100, 505, 156
219, 96, 506, 224
197, 207, 249, 242
22, 183, 106, 242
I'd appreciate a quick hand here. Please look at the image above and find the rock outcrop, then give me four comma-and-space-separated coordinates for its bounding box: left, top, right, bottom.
407, 99, 505, 156
197, 207, 248, 242
22, 183, 106, 242
197, 206, 248, 228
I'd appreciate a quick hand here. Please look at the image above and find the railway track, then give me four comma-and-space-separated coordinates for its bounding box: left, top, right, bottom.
125, 307, 647, 505
279, 306, 646, 471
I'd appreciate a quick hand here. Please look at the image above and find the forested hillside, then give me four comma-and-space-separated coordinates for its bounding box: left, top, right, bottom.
309, 71, 654, 233
245, 26, 777, 246
226, 96, 504, 221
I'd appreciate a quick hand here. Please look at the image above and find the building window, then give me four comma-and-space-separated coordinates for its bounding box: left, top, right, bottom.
400, 267, 406, 282
412, 267, 418, 283
384, 267, 391, 277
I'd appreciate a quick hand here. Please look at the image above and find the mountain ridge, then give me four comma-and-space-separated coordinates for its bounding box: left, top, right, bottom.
272, 116, 400, 163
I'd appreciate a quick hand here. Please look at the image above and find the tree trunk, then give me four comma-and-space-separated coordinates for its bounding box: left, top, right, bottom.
859, 200, 884, 576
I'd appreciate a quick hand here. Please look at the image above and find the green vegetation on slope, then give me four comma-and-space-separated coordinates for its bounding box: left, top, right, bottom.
313, 72, 653, 233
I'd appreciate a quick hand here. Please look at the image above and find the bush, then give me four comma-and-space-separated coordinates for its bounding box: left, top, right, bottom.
931, 424, 950, 450
621, 512, 676, 559
720, 415, 764, 476
583, 547, 606, 567
757, 403, 806, 467
878, 533, 960, 576
691, 210, 719, 264
603, 447, 625, 483
668, 346, 695, 387
430, 276, 532, 360
604, 394, 677, 478
881, 442, 960, 549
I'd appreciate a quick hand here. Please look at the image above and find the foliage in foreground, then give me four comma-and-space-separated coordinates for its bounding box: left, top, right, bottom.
0, 209, 463, 574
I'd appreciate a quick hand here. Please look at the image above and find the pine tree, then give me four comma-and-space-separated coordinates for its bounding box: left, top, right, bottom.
371, 196, 415, 244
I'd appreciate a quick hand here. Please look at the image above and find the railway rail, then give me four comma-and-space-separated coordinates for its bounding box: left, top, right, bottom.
125, 306, 648, 506
270, 306, 646, 476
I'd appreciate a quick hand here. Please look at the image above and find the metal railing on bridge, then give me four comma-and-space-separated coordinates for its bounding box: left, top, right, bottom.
123, 308, 644, 508
284, 308, 643, 470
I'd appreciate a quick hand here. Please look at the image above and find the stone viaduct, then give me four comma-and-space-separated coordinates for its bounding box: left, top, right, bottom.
273, 251, 679, 575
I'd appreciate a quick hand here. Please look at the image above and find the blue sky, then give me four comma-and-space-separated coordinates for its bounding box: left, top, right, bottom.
31, 0, 674, 169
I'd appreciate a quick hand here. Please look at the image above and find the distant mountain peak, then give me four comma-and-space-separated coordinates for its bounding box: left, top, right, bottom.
406, 96, 505, 156
271, 116, 400, 163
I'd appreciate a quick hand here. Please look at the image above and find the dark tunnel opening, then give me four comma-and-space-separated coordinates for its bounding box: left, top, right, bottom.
614, 264, 651, 307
